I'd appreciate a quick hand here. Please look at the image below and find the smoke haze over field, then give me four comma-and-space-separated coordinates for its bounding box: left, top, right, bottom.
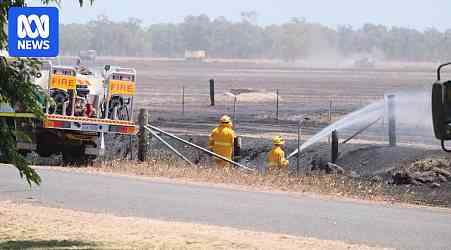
25, 0, 451, 61
58, 14, 451, 62
28, 0, 451, 31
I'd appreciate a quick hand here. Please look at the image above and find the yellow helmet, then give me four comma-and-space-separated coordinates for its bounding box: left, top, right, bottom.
219, 115, 232, 124
272, 136, 285, 146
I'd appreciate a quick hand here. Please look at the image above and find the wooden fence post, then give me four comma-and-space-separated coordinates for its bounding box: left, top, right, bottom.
138, 108, 149, 162
387, 94, 397, 147
331, 130, 339, 163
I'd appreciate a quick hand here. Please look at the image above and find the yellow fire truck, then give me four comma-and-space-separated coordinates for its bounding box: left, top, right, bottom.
0, 60, 138, 164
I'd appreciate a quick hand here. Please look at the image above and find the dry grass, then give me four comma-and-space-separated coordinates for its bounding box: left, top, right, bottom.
0, 201, 391, 250
66, 159, 419, 205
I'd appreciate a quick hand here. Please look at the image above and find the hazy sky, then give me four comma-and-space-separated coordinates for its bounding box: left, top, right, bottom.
30, 0, 451, 30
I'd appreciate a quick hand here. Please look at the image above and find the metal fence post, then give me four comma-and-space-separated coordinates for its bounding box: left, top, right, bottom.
182, 86, 185, 116
275, 89, 279, 121
297, 121, 302, 176
233, 95, 237, 123
329, 97, 333, 122
138, 108, 149, 162
209, 79, 215, 106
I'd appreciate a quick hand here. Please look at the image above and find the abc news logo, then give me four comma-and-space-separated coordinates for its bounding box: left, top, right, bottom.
8, 7, 59, 57
17, 14, 50, 49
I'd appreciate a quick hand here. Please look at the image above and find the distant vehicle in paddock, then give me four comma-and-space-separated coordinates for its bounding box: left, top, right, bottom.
185, 50, 207, 61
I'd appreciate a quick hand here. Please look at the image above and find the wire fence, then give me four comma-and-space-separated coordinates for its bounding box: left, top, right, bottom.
135, 87, 381, 124
133, 85, 440, 147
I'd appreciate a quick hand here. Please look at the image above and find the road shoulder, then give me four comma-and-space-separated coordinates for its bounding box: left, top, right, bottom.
0, 200, 391, 250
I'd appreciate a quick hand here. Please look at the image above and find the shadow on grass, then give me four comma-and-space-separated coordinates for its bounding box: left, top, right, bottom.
0, 240, 96, 249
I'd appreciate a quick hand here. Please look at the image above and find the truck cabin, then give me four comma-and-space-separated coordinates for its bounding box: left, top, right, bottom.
79, 50, 97, 66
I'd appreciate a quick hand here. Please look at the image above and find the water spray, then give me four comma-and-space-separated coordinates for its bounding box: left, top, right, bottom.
288, 100, 385, 159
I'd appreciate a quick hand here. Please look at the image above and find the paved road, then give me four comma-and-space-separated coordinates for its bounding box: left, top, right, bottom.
1, 166, 450, 250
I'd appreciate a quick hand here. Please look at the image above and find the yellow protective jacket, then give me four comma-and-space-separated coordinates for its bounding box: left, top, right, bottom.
266, 146, 289, 168
208, 124, 235, 163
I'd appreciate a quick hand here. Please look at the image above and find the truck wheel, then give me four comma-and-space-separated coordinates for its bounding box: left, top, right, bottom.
62, 146, 83, 166
62, 146, 95, 166
37, 132, 61, 157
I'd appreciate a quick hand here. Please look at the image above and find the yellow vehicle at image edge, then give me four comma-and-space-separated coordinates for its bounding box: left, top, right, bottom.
0, 61, 138, 164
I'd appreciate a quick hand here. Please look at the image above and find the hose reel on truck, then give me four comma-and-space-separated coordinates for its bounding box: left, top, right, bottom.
104, 66, 136, 121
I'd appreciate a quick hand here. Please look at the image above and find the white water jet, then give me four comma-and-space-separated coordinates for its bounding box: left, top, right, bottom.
287, 86, 434, 159
288, 100, 385, 159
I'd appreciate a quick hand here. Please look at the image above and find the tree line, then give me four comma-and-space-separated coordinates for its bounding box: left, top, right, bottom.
60, 14, 451, 62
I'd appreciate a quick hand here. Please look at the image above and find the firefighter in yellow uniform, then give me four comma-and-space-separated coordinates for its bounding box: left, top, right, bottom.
266, 136, 289, 173
208, 115, 236, 167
